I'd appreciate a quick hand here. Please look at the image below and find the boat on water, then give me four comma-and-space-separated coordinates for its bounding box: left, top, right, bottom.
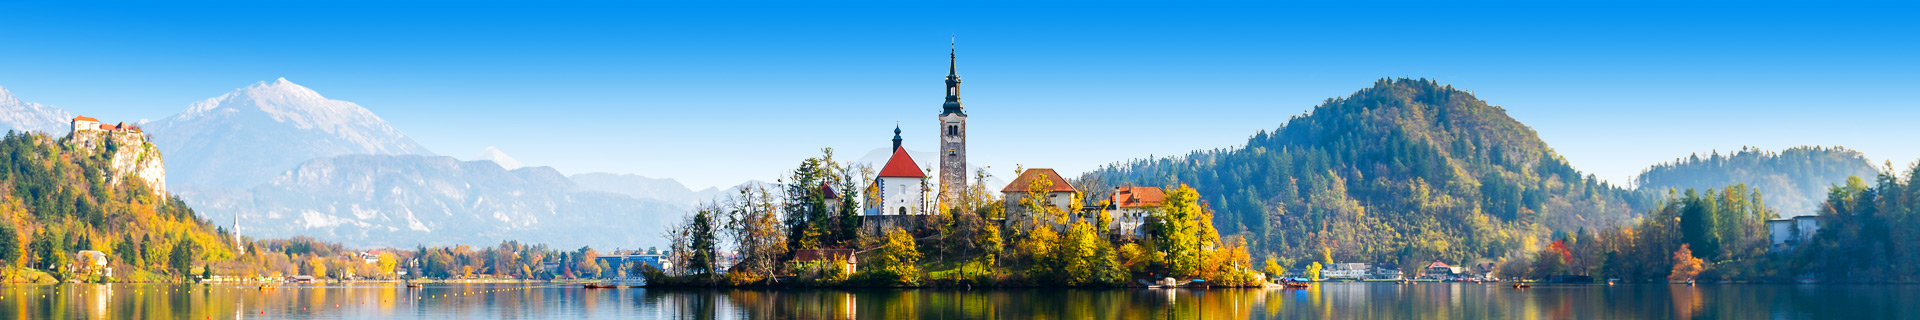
1511, 283, 1531, 289
583, 283, 619, 289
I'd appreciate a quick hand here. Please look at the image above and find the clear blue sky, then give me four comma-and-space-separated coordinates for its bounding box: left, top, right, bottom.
1, 1, 1914, 189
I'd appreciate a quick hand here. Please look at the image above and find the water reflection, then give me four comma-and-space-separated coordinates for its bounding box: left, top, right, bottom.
0, 282, 1913, 319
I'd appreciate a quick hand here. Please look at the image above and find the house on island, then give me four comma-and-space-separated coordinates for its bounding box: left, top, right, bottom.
1107, 186, 1164, 239
1767, 215, 1821, 252
1001, 168, 1078, 229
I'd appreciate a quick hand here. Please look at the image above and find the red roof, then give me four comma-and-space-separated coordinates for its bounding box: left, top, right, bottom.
1111, 186, 1165, 208
72, 116, 98, 122
1001, 168, 1077, 193
876, 147, 925, 178
1426, 261, 1451, 269
97, 124, 116, 131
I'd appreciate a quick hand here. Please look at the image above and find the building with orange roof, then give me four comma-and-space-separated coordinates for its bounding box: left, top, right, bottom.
1107, 186, 1165, 238
1000, 168, 1078, 227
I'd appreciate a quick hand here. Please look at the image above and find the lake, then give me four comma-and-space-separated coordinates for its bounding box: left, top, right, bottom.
1, 282, 1914, 319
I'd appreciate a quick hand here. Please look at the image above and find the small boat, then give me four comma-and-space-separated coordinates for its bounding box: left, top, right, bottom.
407, 283, 424, 288
583, 283, 619, 289
1282, 282, 1311, 289
257, 284, 277, 290
1511, 283, 1531, 289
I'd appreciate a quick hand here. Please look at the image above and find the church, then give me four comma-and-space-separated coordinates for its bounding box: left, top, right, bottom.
867, 42, 970, 218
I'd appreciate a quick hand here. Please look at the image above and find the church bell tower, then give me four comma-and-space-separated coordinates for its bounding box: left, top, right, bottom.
938, 39, 968, 206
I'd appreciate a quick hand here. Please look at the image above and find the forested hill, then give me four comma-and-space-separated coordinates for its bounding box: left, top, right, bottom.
1635, 146, 1878, 217
0, 131, 236, 282
1080, 78, 1654, 266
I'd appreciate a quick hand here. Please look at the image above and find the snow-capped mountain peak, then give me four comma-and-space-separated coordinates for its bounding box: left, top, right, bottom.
474, 146, 523, 170
0, 85, 75, 134
149, 78, 435, 188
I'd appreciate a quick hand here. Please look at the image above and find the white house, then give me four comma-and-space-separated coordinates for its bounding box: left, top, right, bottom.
1767, 215, 1821, 251
1325, 262, 1371, 280
1108, 186, 1164, 238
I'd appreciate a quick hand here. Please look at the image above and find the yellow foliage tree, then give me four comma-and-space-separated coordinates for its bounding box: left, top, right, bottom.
307, 257, 326, 278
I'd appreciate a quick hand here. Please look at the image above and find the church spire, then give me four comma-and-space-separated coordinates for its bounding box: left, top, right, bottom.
892, 124, 903, 150
942, 36, 964, 116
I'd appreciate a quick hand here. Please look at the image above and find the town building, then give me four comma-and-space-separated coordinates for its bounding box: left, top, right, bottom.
1001, 168, 1078, 228
1108, 186, 1164, 238
1370, 263, 1404, 280
1325, 262, 1371, 280
1767, 215, 1821, 252
597, 253, 673, 274
1423, 261, 1464, 280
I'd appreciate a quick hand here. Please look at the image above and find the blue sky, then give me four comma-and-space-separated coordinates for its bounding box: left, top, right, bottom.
0, 1, 1914, 189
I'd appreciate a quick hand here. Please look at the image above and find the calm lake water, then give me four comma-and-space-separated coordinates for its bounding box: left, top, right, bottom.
0, 282, 1914, 319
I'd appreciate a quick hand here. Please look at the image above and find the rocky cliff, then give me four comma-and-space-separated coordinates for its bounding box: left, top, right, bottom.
69, 128, 167, 194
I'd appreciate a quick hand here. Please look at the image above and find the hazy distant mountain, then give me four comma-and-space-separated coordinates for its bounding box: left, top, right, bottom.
1635, 146, 1879, 217
473, 146, 523, 170
148, 78, 435, 188
195, 154, 684, 249
568, 173, 732, 206
0, 85, 73, 134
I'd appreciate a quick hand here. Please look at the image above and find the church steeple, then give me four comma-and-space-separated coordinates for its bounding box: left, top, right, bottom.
936, 36, 969, 206
892, 124, 903, 150
942, 37, 964, 116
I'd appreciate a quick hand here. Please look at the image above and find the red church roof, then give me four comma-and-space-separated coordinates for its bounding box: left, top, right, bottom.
72, 116, 98, 122
876, 147, 925, 178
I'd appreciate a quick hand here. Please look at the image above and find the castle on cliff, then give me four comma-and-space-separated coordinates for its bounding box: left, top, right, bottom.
67, 115, 166, 194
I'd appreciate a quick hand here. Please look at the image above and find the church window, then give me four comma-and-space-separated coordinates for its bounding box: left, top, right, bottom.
947, 125, 957, 136
948, 148, 956, 156
898, 207, 906, 215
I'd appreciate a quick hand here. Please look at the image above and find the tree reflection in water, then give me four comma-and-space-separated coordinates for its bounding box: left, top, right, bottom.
2, 282, 1915, 319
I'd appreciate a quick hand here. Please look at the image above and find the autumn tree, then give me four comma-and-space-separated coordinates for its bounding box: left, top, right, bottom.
727, 184, 787, 283
859, 228, 922, 286
1669, 244, 1704, 282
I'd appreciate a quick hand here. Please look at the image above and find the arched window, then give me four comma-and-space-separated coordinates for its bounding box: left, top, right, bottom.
898, 207, 907, 215
948, 125, 957, 136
